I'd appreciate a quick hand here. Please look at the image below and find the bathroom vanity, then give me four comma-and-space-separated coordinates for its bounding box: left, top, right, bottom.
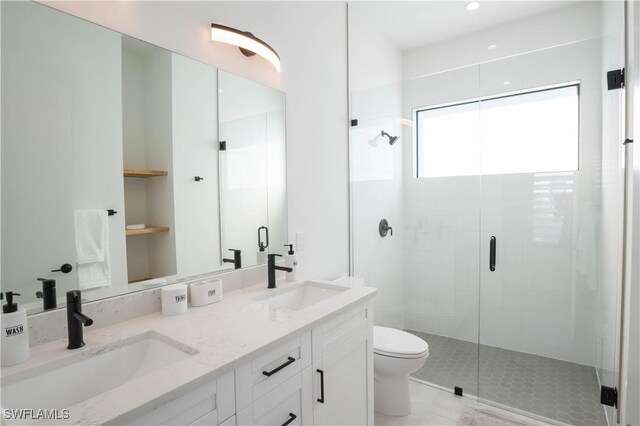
0, 280, 376, 425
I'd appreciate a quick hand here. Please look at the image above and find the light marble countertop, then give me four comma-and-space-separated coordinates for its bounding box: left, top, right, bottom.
1, 279, 377, 425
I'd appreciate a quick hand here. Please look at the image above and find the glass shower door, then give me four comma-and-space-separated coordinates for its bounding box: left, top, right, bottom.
477, 35, 624, 425
402, 65, 482, 397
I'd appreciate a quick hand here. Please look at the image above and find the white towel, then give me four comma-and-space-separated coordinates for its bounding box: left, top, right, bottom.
74, 210, 111, 290
74, 210, 106, 264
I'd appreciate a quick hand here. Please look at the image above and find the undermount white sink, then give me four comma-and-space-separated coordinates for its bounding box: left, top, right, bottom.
258, 281, 349, 312
1, 331, 197, 410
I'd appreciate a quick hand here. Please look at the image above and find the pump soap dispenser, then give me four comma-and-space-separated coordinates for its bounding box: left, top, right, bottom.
1, 292, 30, 367
284, 244, 298, 282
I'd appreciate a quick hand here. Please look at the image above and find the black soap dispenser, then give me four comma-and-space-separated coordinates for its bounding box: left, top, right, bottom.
36, 278, 57, 310
1, 291, 30, 366
284, 244, 297, 282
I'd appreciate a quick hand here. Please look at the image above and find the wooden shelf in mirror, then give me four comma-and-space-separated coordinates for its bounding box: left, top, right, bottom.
123, 168, 168, 178
129, 277, 152, 284
126, 226, 169, 236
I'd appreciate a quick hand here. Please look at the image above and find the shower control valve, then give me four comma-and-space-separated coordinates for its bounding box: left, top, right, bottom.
379, 219, 393, 237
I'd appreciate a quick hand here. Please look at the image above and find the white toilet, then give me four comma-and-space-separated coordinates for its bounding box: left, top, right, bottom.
373, 326, 429, 416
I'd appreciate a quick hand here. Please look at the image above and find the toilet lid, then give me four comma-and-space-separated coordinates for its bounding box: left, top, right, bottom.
373, 326, 429, 358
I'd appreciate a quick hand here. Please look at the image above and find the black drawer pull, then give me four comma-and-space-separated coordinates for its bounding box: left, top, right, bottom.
489, 236, 496, 272
262, 356, 296, 377
282, 413, 297, 426
317, 369, 325, 403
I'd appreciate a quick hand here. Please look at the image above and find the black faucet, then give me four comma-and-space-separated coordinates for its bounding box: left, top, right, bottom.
267, 254, 293, 289
36, 278, 57, 310
66, 290, 93, 350
223, 249, 242, 269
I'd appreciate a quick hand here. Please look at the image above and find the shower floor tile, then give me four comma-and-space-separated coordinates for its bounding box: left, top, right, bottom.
406, 330, 608, 426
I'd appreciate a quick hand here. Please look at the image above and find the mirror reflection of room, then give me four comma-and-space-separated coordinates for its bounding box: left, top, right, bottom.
1, 1, 287, 313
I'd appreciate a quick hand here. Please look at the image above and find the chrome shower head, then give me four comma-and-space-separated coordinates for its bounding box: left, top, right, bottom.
381, 130, 399, 145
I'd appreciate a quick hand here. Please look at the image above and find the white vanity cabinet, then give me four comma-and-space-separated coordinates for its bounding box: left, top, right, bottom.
235, 301, 374, 426
124, 371, 235, 426
311, 302, 374, 426
235, 332, 313, 425
123, 300, 373, 426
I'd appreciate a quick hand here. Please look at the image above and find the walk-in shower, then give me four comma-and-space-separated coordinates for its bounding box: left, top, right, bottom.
348, 2, 626, 425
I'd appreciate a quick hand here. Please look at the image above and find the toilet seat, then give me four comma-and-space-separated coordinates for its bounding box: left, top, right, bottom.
373, 326, 429, 359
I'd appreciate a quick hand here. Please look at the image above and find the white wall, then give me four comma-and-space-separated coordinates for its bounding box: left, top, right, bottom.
39, 1, 351, 281
348, 5, 405, 328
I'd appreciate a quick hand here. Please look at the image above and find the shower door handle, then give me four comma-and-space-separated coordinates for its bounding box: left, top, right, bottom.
489, 236, 496, 272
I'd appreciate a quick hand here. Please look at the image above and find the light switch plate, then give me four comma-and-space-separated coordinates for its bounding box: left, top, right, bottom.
296, 232, 305, 251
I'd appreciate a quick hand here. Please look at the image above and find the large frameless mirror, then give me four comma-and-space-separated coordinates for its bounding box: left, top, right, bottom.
1, 1, 287, 314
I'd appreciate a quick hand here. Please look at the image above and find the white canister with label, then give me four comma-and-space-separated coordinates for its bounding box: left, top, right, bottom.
190, 279, 223, 307
161, 284, 188, 316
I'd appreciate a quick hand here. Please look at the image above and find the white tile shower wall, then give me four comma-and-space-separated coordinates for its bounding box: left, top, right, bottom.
38, 0, 350, 283
349, 8, 405, 329
402, 2, 622, 367
350, 109, 405, 328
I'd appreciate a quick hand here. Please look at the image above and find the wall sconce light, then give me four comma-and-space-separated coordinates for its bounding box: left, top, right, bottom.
210, 23, 281, 72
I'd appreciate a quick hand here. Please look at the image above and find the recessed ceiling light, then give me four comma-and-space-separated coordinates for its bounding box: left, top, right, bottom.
466, 2, 480, 11
488, 44, 497, 50
503, 81, 511, 85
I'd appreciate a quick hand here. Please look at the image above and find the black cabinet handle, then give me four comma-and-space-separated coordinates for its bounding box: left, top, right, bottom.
194, 176, 204, 182
52, 263, 73, 274
317, 369, 325, 403
281, 413, 297, 426
262, 356, 295, 377
490, 236, 496, 272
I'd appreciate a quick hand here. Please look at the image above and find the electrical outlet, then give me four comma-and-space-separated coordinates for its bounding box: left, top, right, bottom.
296, 232, 305, 252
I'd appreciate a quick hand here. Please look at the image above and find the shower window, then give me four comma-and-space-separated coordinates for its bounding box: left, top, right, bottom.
415, 84, 580, 178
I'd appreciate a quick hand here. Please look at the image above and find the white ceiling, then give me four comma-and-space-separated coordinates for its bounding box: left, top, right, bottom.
351, 1, 581, 51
